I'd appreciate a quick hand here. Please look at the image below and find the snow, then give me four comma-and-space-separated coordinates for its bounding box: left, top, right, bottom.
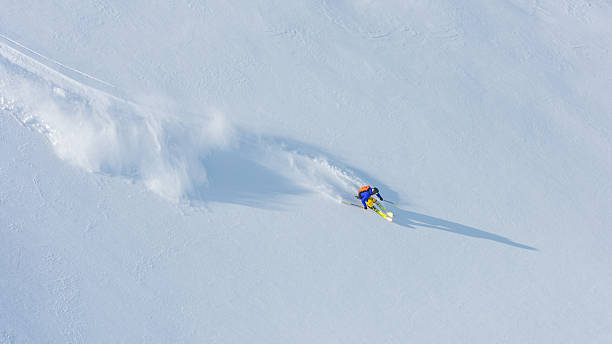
2, 1, 612, 342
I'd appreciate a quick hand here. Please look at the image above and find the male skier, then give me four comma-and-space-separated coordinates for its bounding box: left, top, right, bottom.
357, 185, 383, 210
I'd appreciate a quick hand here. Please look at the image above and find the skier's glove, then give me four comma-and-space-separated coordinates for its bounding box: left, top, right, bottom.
380, 197, 384, 201
363, 206, 368, 210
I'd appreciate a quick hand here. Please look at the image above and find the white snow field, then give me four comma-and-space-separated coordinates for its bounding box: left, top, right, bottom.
1, 0, 612, 342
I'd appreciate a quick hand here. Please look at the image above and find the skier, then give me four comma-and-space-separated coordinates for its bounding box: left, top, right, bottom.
357, 185, 384, 210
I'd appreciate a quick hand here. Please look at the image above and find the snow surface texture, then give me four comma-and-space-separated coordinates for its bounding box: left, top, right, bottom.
2, 1, 612, 343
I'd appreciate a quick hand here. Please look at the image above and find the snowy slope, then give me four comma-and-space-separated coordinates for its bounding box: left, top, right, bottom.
2, 1, 612, 343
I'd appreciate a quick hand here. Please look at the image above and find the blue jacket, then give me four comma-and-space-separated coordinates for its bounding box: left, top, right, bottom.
359, 188, 383, 208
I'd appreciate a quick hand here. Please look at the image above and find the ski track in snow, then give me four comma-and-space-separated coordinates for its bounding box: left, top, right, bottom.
0, 32, 117, 89
0, 41, 364, 205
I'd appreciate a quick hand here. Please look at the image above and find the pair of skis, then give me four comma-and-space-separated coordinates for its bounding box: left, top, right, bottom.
342, 197, 395, 222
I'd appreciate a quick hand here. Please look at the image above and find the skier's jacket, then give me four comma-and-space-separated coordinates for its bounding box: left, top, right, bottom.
358, 186, 383, 208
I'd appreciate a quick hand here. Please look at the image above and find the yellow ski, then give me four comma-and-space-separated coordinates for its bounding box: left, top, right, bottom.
372, 207, 393, 222
353, 195, 394, 220
345, 199, 393, 222
342, 201, 393, 222
375, 201, 394, 219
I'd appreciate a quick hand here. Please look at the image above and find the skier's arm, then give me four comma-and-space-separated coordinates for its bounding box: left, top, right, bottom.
377, 193, 383, 201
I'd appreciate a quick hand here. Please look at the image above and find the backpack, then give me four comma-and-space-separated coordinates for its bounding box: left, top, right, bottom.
358, 185, 371, 196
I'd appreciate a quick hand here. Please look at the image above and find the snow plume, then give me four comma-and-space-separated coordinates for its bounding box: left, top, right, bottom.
0, 45, 234, 201
257, 141, 365, 201
1, 42, 362, 204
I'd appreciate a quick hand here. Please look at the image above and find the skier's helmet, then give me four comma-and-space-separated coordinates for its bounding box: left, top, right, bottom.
371, 187, 379, 195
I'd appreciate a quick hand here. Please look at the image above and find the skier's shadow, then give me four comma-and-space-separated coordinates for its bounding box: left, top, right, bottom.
390, 207, 537, 250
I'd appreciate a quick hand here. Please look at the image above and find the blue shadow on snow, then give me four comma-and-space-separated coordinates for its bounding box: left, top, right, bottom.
191, 129, 536, 251
389, 207, 537, 250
